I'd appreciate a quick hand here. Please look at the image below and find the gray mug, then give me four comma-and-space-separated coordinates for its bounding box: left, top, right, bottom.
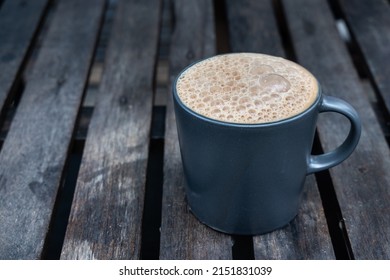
173, 60, 361, 235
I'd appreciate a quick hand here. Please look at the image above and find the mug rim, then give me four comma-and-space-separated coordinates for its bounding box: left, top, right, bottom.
173, 53, 322, 128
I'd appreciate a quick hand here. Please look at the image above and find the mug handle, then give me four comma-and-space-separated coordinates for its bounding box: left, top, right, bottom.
307, 95, 361, 174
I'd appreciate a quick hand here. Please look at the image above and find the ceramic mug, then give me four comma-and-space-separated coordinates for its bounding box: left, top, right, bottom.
173, 56, 361, 235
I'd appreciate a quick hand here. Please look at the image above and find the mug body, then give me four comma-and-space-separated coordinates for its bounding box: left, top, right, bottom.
173, 79, 321, 235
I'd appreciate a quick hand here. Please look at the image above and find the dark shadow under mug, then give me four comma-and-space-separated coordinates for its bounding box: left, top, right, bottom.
173, 58, 361, 235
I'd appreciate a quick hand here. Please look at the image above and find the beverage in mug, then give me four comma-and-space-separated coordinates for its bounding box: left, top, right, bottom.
176, 53, 317, 124
173, 53, 361, 235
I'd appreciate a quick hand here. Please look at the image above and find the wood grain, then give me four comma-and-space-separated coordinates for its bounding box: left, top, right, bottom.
226, 0, 284, 55
282, 0, 390, 259
254, 176, 334, 259
159, 0, 234, 260
339, 0, 390, 114
226, 0, 334, 260
60, 0, 161, 260
0, 0, 49, 116
0, 0, 105, 259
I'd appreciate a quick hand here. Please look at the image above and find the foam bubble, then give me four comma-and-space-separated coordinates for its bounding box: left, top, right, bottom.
249, 64, 274, 75
258, 74, 291, 93
176, 53, 318, 124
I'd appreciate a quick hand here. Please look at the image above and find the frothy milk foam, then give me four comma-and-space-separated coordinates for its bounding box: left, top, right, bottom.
176, 53, 318, 124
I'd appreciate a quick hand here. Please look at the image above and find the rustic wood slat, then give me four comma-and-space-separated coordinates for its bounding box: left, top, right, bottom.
226, 0, 334, 260
226, 0, 284, 55
0, 0, 105, 259
339, 0, 390, 114
60, 0, 161, 260
282, 0, 390, 259
0, 0, 49, 115
159, 0, 234, 260
253, 176, 334, 259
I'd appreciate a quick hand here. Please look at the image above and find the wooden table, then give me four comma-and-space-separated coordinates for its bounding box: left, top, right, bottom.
0, 0, 389, 260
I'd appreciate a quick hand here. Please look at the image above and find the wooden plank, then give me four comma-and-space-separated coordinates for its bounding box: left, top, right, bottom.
339, 0, 390, 114
60, 0, 161, 260
253, 176, 334, 259
282, 0, 390, 259
0, 0, 105, 259
159, 0, 234, 260
226, 0, 334, 259
226, 0, 284, 55
0, 0, 49, 115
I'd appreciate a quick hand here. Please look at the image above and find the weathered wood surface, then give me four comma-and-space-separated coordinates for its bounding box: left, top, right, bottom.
226, 0, 334, 260
254, 176, 335, 259
282, 0, 390, 259
0, 0, 105, 259
1, 0, 389, 260
159, 0, 234, 260
226, 0, 284, 54
60, 0, 161, 260
0, 0, 49, 116
339, 0, 390, 114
